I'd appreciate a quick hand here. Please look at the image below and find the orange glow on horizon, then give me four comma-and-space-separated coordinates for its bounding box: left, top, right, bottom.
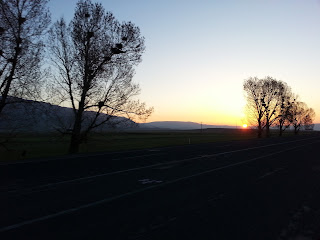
142, 111, 245, 126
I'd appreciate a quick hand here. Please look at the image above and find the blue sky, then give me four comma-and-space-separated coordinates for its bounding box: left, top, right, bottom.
48, 0, 320, 125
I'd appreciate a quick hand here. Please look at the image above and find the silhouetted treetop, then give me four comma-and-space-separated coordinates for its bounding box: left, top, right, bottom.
243, 76, 315, 137
0, 0, 50, 115
48, 0, 152, 153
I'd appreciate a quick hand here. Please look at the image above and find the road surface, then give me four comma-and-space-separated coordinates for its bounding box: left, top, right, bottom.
1, 134, 320, 239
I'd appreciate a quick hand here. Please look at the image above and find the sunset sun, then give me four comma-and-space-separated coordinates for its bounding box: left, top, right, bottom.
242, 124, 248, 128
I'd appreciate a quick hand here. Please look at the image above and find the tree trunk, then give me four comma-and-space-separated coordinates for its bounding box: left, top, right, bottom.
68, 94, 86, 153
257, 121, 262, 138
266, 119, 270, 138
279, 122, 283, 136
0, 53, 19, 115
69, 117, 82, 154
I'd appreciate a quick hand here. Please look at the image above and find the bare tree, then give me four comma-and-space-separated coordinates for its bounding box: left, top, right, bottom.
260, 77, 289, 137
244, 76, 287, 137
243, 77, 265, 138
287, 101, 308, 135
303, 107, 315, 131
48, 0, 153, 153
244, 76, 316, 137
276, 88, 294, 136
0, 0, 50, 115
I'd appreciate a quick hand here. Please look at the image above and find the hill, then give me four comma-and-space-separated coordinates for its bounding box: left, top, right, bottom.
139, 121, 236, 130
139, 121, 320, 131
0, 97, 136, 133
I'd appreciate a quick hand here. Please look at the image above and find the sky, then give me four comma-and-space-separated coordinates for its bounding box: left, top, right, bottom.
48, 0, 320, 126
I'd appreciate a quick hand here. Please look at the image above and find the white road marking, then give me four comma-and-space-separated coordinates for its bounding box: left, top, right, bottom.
139, 179, 163, 184
111, 153, 164, 161
7, 161, 166, 194
258, 168, 284, 180
1, 139, 318, 233
5, 137, 319, 195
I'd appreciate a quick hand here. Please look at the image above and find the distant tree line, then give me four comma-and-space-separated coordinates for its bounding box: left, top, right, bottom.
0, 0, 153, 153
243, 76, 315, 138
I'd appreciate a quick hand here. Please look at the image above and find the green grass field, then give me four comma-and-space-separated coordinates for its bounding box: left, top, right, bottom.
0, 128, 315, 162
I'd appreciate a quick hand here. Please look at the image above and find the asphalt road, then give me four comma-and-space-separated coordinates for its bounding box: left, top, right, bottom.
1, 133, 320, 239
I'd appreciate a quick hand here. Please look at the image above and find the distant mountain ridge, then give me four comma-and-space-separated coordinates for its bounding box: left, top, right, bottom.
1, 97, 318, 132
139, 121, 236, 130
0, 97, 136, 133
311, 124, 320, 131
140, 121, 320, 131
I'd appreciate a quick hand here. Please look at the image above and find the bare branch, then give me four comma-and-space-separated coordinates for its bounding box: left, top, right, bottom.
48, 0, 152, 153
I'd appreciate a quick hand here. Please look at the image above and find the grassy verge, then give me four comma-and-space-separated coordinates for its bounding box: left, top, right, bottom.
0, 128, 315, 162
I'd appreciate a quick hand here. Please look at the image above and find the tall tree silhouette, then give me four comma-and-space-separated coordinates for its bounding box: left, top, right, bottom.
48, 0, 153, 153
303, 108, 315, 131
0, 0, 50, 115
288, 101, 314, 134
276, 92, 295, 136
243, 77, 265, 138
244, 76, 291, 137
